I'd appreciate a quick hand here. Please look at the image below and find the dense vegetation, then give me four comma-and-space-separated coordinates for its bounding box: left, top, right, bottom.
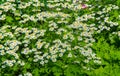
0, 0, 120, 76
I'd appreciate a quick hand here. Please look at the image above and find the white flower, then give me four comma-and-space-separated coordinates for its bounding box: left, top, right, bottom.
63, 34, 68, 39
0, 15, 6, 20
0, 10, 2, 15
21, 62, 25, 66
44, 60, 48, 63
21, 48, 30, 55
68, 53, 72, 57
51, 58, 57, 62
40, 61, 44, 65
59, 53, 63, 57
24, 72, 32, 76
46, 55, 51, 59
84, 59, 89, 63
49, 27, 54, 31
2, 65, 6, 68
0, 33, 4, 39
8, 63, 13, 67
18, 74, 23, 76
36, 41, 44, 49
7, 0, 15, 2
0, 44, 4, 49
94, 60, 101, 64
44, 43, 50, 48
0, 50, 5, 55
33, 59, 38, 62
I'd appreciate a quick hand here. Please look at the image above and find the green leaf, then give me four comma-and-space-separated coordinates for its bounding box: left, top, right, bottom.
1, 57, 6, 61
28, 58, 33, 62
15, 17, 20, 20
44, 0, 47, 8
32, 68, 39, 76
54, 73, 62, 76
24, 63, 31, 69
6, 16, 13, 23
94, 66, 105, 76
64, 65, 80, 76
104, 53, 110, 60
13, 64, 19, 71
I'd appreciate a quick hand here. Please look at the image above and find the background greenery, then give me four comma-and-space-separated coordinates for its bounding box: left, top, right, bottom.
0, 0, 120, 76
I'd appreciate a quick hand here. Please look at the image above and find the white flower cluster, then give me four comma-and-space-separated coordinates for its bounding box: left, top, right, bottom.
2, 60, 16, 68
111, 31, 120, 39
0, 0, 119, 75
19, 12, 70, 23
18, 72, 32, 76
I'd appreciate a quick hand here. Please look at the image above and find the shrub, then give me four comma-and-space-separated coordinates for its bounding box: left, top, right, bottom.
0, 0, 120, 76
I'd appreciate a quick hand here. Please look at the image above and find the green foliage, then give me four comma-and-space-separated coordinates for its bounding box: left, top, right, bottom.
90, 36, 120, 76
32, 68, 39, 76
6, 16, 14, 23
0, 0, 120, 76
64, 64, 81, 76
